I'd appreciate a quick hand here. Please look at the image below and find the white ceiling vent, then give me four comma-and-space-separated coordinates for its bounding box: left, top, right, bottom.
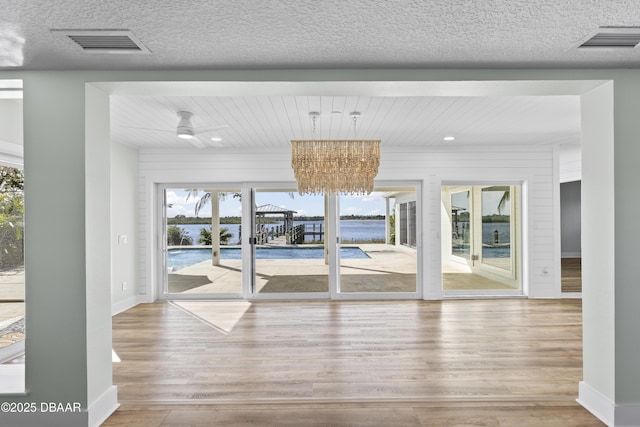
578, 27, 640, 49
51, 29, 151, 54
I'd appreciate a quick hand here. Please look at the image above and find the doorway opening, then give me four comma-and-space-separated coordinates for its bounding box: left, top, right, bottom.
251, 188, 329, 297
0, 79, 24, 392
162, 186, 243, 299
336, 185, 419, 298
159, 182, 420, 300
441, 184, 522, 296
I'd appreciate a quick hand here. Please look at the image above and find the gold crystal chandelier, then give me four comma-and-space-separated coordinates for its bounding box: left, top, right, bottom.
291, 112, 380, 195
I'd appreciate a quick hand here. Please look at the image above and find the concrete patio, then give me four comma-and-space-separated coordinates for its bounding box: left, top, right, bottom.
168, 244, 418, 294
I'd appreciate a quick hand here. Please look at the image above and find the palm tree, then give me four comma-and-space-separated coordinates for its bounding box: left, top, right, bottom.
497, 187, 510, 215
198, 227, 212, 245
186, 190, 241, 216
167, 225, 193, 246
198, 227, 233, 245
185, 190, 240, 266
185, 190, 294, 216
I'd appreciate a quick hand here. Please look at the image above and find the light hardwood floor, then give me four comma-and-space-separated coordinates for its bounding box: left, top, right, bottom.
561, 258, 582, 293
105, 299, 603, 426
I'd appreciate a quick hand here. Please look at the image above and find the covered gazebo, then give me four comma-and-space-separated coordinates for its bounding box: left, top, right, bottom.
255, 204, 299, 244
255, 204, 297, 232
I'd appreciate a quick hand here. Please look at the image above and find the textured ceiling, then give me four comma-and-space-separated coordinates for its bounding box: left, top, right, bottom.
2, 1, 598, 155
2, 0, 640, 69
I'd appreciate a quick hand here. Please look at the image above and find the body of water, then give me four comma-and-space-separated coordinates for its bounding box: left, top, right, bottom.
172, 219, 386, 246
452, 221, 511, 259
168, 246, 369, 270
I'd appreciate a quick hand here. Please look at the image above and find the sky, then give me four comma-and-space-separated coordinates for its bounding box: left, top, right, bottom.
451, 188, 511, 216
165, 189, 390, 218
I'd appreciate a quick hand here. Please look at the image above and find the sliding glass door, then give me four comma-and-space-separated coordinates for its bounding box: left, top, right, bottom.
160, 182, 421, 300
442, 184, 521, 295
480, 186, 514, 272
251, 188, 329, 297
163, 186, 243, 298
337, 185, 419, 297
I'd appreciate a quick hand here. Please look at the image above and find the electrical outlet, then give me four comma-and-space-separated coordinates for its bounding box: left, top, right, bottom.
118, 234, 127, 245
122, 281, 128, 291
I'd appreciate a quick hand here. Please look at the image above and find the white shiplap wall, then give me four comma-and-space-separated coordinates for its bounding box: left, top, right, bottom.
137, 145, 560, 300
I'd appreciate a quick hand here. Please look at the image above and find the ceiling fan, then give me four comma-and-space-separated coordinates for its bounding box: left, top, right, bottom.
123, 111, 229, 148
175, 111, 229, 148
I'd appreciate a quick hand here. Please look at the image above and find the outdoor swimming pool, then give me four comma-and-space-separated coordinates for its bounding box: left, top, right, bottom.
168, 246, 369, 270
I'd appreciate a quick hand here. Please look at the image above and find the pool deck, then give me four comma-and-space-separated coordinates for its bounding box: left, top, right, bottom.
168, 244, 418, 294
0, 268, 25, 349
0, 268, 24, 324
168, 244, 517, 295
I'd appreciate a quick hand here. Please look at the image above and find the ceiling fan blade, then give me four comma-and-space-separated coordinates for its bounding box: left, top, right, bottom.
194, 125, 230, 134
118, 126, 174, 133
186, 136, 206, 149
207, 139, 225, 148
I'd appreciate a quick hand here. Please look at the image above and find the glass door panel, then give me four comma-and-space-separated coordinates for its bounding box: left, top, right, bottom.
451, 190, 471, 260
442, 184, 520, 294
481, 186, 512, 271
338, 187, 417, 294
253, 189, 328, 295
164, 187, 242, 297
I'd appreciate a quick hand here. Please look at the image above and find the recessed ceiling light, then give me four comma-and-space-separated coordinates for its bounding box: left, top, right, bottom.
211, 137, 222, 142
443, 136, 456, 141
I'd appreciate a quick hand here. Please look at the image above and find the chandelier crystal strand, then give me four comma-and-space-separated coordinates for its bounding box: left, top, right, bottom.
291, 139, 380, 195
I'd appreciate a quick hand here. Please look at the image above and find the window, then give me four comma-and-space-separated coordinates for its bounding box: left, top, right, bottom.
0, 166, 25, 369
397, 201, 417, 248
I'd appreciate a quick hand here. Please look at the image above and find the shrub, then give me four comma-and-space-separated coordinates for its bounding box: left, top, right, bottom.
167, 225, 193, 246
198, 226, 233, 245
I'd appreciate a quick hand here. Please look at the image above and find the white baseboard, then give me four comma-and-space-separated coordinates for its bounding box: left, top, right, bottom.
562, 292, 582, 299
578, 381, 614, 426
88, 385, 119, 427
562, 252, 582, 258
577, 381, 640, 426
137, 295, 155, 304
0, 364, 25, 395
111, 296, 139, 316
0, 383, 117, 426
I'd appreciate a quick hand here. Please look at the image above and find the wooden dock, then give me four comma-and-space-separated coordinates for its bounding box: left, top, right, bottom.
256, 224, 324, 245
288, 224, 324, 244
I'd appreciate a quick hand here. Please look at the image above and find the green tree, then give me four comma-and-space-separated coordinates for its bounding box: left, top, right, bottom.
185, 190, 241, 216
219, 227, 233, 244
198, 227, 211, 245
389, 213, 396, 245
167, 225, 193, 246
0, 166, 24, 270
0, 167, 24, 192
197, 227, 233, 245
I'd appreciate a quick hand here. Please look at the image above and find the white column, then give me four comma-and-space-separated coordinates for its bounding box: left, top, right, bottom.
324, 193, 329, 265
385, 197, 390, 245
211, 190, 221, 265
577, 80, 640, 425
